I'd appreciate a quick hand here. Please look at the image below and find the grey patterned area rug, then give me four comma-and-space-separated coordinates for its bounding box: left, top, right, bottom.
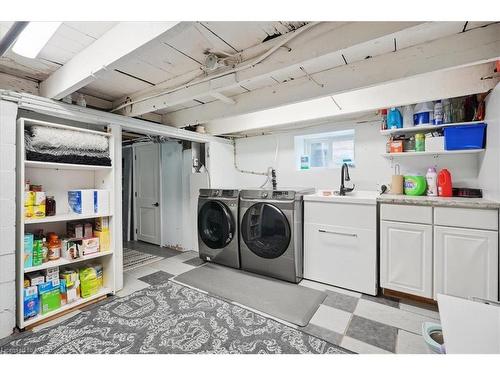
123, 247, 163, 272
1, 281, 350, 354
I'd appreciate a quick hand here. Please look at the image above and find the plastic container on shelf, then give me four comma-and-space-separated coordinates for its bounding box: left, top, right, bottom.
413, 102, 434, 125
402, 105, 414, 128
404, 175, 427, 196
433, 100, 443, 125
387, 107, 403, 129
444, 123, 486, 150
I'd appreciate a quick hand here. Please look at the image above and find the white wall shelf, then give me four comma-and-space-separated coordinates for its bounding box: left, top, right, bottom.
25, 213, 112, 225
25, 161, 112, 171
380, 121, 485, 136
16, 117, 117, 329
24, 251, 114, 273
23, 287, 112, 328
381, 149, 485, 159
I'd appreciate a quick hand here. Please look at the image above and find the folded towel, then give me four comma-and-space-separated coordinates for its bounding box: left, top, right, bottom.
28, 125, 109, 152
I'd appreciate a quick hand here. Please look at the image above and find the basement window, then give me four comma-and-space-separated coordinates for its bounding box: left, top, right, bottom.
294, 129, 355, 170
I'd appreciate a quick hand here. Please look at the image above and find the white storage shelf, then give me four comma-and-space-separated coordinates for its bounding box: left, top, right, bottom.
380, 121, 485, 136
25, 213, 113, 224
16, 117, 117, 329
381, 149, 485, 158
24, 251, 114, 273
23, 288, 112, 328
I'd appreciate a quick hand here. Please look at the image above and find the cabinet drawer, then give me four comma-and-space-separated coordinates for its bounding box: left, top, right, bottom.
380, 204, 432, 224
304, 223, 377, 295
304, 201, 376, 230
434, 207, 498, 231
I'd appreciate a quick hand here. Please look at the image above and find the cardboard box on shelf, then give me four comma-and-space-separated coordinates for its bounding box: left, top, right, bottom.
84, 223, 93, 238
62, 239, 80, 260
95, 217, 109, 232
24, 233, 34, 268
33, 204, 46, 218
44, 267, 59, 282
77, 237, 100, 256
68, 189, 109, 215
24, 191, 35, 206
26, 273, 45, 286
24, 205, 34, 219
23, 286, 39, 320
67, 222, 84, 239
39, 279, 61, 315
94, 230, 110, 252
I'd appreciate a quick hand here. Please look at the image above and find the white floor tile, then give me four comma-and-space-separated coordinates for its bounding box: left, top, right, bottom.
31, 310, 81, 332
341, 336, 392, 354
354, 299, 439, 335
299, 279, 362, 298
168, 251, 198, 263
396, 330, 432, 354
399, 302, 440, 321
308, 304, 352, 335
124, 265, 159, 279
150, 258, 195, 275
116, 278, 149, 297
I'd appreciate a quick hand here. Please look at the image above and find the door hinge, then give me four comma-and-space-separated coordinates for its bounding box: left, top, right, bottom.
134, 155, 137, 160
135, 192, 137, 197
135, 228, 138, 234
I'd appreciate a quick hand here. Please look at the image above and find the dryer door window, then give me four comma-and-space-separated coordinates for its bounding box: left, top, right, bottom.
198, 201, 235, 249
241, 203, 291, 259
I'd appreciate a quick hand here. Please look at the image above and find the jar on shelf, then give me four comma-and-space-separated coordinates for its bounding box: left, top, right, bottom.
47, 233, 61, 261
46, 196, 56, 216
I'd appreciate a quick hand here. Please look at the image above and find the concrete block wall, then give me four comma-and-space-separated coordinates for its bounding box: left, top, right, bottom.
0, 100, 17, 338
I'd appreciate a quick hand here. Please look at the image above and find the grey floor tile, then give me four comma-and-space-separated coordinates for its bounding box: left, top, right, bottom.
123, 241, 181, 258
346, 315, 398, 353
183, 257, 205, 267
139, 270, 174, 285
300, 323, 343, 345
322, 290, 359, 313
361, 293, 399, 308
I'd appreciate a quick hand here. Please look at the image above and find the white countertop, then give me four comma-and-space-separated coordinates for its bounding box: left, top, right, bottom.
304, 190, 500, 209
304, 190, 380, 205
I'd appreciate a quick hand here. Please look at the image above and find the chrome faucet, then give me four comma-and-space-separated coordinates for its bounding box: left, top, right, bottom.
339, 163, 355, 196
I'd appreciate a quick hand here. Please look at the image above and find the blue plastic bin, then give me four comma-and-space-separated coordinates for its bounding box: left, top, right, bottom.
444, 123, 486, 150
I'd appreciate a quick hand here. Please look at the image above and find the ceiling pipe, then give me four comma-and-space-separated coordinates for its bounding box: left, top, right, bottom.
0, 21, 29, 57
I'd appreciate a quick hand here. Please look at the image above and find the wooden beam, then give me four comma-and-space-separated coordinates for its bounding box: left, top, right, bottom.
39, 22, 184, 99
0, 71, 38, 95
116, 22, 426, 117
203, 63, 498, 135
164, 23, 500, 129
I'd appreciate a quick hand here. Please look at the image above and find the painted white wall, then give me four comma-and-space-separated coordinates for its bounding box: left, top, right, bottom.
160, 141, 184, 249
230, 120, 482, 192
478, 84, 500, 201
0, 100, 17, 339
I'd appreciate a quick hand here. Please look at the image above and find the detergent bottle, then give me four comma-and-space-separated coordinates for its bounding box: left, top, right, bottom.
437, 169, 452, 197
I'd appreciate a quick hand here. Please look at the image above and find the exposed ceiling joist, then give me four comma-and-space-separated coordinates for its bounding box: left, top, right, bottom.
39, 22, 183, 99
115, 22, 425, 118
164, 23, 500, 128
204, 63, 498, 135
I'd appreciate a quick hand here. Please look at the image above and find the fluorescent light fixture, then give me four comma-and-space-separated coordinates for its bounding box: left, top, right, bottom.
11, 22, 61, 58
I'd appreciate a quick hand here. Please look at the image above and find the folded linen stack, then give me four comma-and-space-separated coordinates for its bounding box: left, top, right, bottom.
25, 125, 111, 166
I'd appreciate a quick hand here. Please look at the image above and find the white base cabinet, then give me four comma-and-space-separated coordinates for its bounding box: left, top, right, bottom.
434, 226, 498, 300
380, 221, 433, 298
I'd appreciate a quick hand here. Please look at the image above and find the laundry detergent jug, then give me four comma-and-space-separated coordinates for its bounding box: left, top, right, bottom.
437, 169, 452, 197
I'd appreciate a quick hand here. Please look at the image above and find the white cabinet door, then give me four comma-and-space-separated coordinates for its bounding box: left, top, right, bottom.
434, 226, 498, 300
304, 223, 377, 295
380, 221, 433, 298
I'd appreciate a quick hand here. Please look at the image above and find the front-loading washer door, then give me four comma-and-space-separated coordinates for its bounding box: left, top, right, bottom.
198, 200, 235, 249
241, 202, 291, 259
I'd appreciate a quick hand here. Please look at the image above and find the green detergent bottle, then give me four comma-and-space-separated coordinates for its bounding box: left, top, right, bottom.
404, 175, 427, 196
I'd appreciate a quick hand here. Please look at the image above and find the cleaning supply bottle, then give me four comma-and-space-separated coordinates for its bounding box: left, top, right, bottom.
387, 107, 403, 129
380, 109, 388, 131
402, 105, 414, 128
426, 167, 438, 196
404, 175, 427, 196
437, 169, 452, 197
414, 102, 434, 125
433, 100, 443, 125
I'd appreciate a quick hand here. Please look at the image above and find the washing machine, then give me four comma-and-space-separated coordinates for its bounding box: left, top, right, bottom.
197, 189, 240, 268
239, 188, 314, 283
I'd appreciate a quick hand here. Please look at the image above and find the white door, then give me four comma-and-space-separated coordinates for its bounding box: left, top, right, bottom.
380, 221, 433, 298
304, 223, 377, 295
133, 143, 161, 245
434, 226, 498, 300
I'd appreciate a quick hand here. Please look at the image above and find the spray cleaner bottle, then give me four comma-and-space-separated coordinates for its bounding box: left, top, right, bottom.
426, 167, 438, 196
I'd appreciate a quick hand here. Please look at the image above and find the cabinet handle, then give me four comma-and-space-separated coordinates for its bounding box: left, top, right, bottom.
318, 229, 357, 237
